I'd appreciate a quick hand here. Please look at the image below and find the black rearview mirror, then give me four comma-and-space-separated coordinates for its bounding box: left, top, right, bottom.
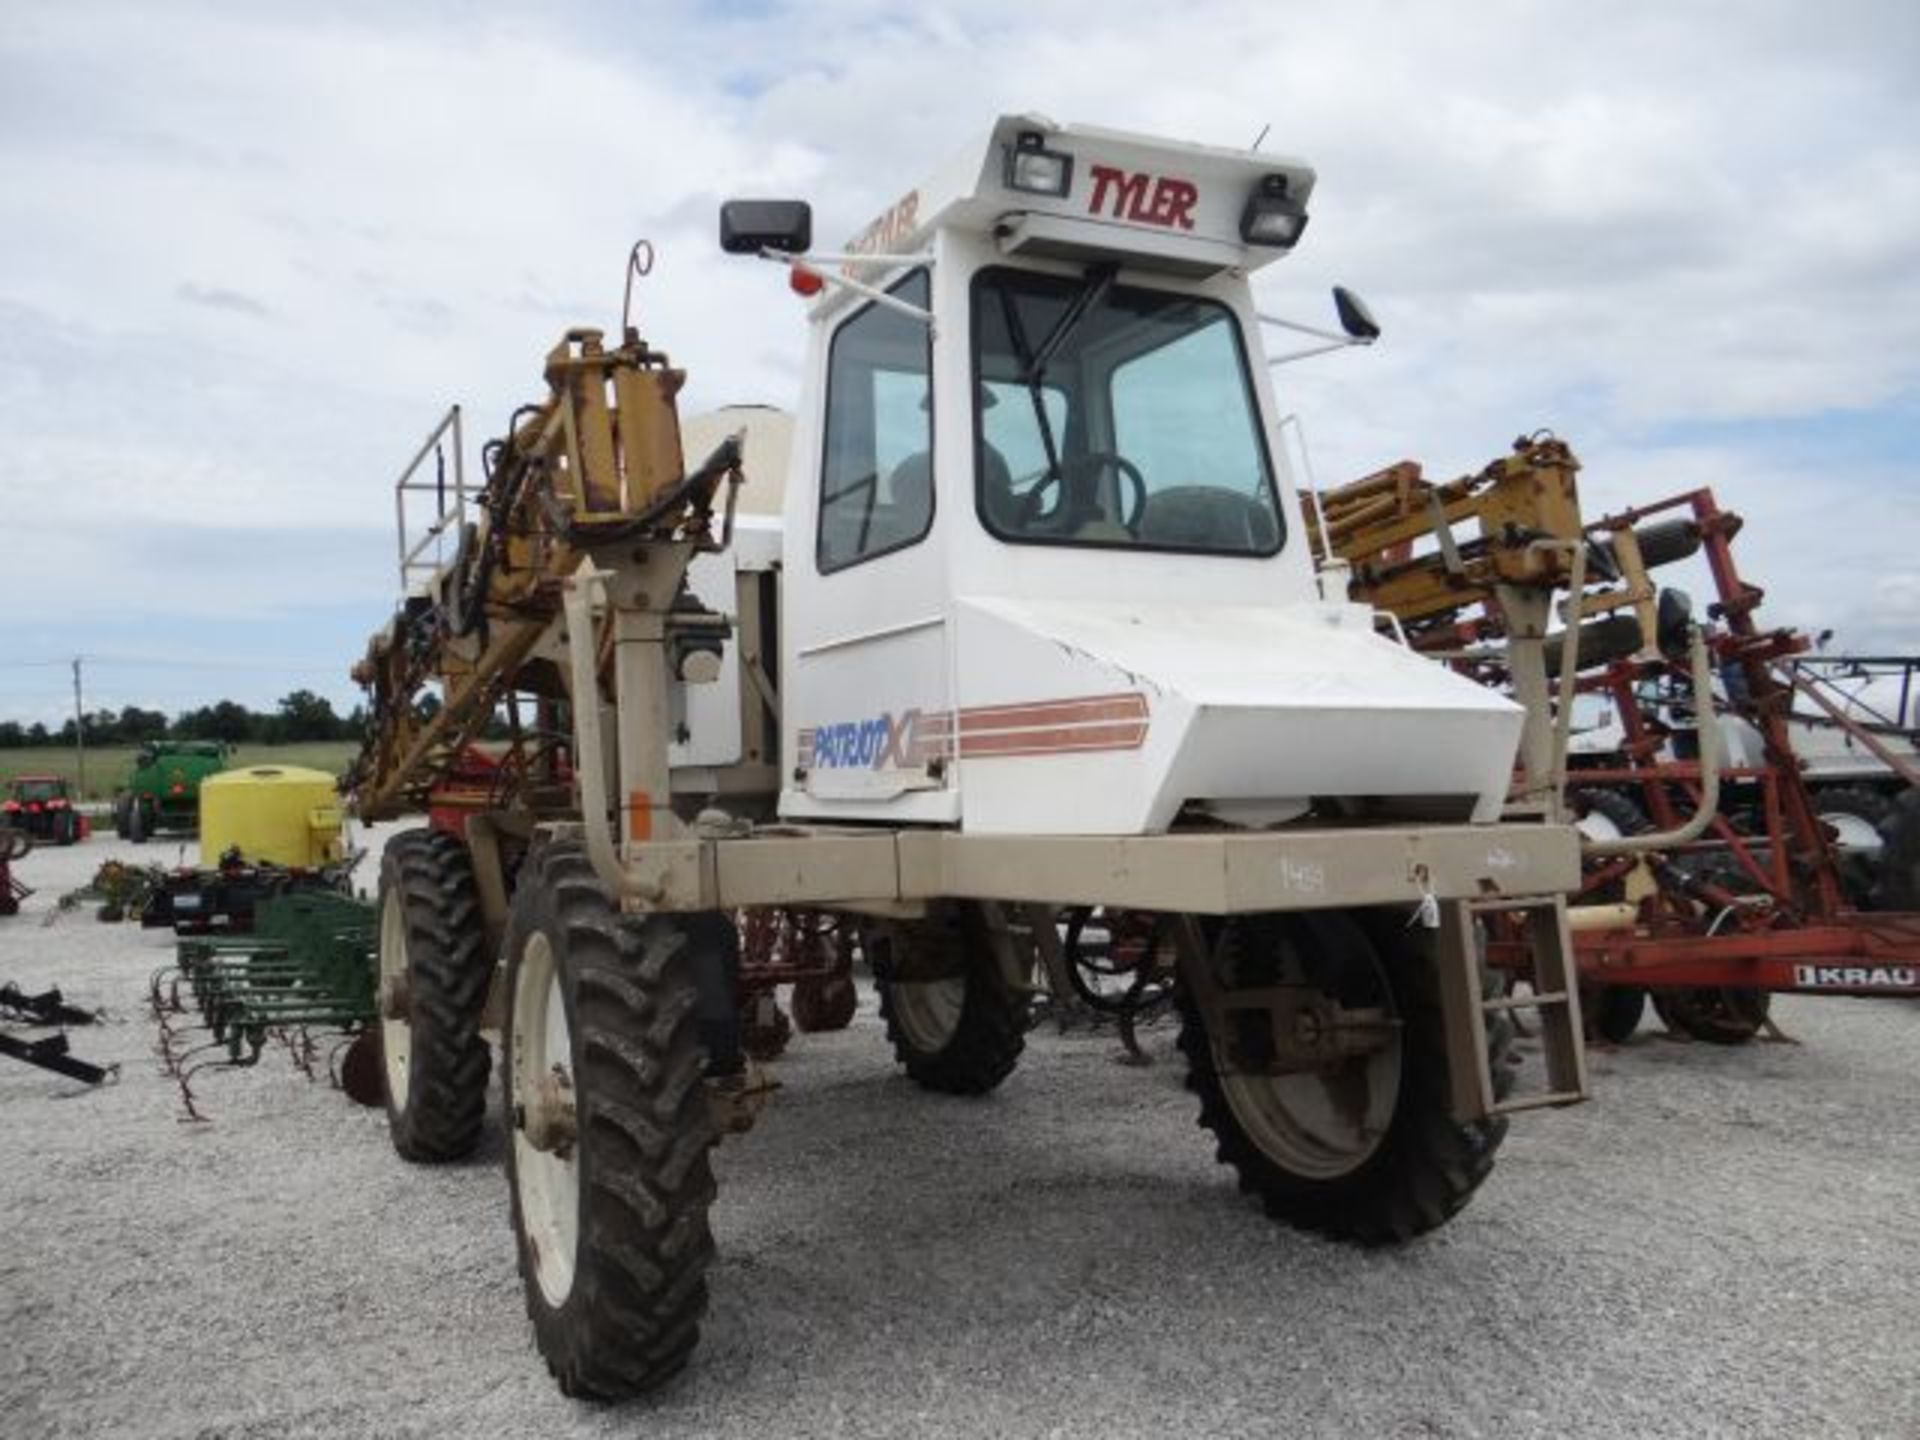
1332, 285, 1380, 342
720, 200, 813, 255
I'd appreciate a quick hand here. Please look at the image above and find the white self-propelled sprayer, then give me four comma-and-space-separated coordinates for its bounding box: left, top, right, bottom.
349, 112, 1588, 1400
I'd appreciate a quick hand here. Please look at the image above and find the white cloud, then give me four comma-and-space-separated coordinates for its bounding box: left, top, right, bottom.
0, 0, 1915, 710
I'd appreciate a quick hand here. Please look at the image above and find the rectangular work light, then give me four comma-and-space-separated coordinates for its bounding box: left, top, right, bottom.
1004, 130, 1074, 198
1241, 175, 1308, 249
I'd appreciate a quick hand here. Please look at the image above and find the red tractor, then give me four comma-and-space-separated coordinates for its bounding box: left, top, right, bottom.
2, 775, 81, 846
0, 826, 30, 915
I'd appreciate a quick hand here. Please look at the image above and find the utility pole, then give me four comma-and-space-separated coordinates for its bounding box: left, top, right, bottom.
71, 656, 85, 801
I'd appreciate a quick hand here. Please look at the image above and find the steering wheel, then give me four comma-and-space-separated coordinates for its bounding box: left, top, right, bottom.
1016, 451, 1149, 535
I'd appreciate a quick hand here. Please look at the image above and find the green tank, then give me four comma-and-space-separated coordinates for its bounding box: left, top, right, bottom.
115, 741, 230, 843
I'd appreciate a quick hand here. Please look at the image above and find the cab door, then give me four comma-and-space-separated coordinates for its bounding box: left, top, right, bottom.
779, 269, 957, 823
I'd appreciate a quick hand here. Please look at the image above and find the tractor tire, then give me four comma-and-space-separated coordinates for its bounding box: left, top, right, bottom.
1587, 984, 1647, 1044
127, 800, 148, 845
1812, 785, 1893, 908
113, 795, 129, 840
1177, 908, 1511, 1245
1543, 614, 1644, 679
502, 840, 718, 1400
1652, 986, 1771, 1045
376, 827, 492, 1163
741, 991, 792, 1061
1573, 789, 1651, 847
790, 975, 857, 1033
1875, 787, 1920, 912
873, 903, 1027, 1095
1630, 517, 1704, 570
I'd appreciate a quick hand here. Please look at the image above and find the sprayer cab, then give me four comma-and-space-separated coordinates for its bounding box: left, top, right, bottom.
724, 114, 1523, 837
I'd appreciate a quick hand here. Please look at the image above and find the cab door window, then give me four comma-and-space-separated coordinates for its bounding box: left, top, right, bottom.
817, 270, 934, 573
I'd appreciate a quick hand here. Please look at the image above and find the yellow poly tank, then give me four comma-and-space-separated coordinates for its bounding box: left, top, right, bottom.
198, 766, 345, 869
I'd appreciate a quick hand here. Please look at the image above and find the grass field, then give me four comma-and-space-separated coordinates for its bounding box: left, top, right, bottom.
0, 741, 359, 802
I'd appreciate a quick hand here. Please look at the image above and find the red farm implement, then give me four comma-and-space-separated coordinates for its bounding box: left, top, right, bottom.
1316, 437, 1920, 1044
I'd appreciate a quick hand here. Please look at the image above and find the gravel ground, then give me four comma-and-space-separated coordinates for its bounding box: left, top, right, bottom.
3, 825, 1916, 1438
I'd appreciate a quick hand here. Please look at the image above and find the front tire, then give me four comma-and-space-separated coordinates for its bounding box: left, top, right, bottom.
503, 841, 718, 1400
376, 828, 492, 1162
873, 903, 1027, 1095
1178, 909, 1510, 1244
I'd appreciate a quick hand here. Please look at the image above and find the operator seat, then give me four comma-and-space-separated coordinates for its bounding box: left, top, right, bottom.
887, 441, 1018, 537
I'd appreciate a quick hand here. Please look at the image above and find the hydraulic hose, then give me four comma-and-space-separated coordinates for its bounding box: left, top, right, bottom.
1583, 622, 1722, 856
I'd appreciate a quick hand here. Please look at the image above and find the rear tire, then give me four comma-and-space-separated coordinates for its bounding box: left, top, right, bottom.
789, 911, 858, 1033
1653, 986, 1771, 1045
790, 976, 857, 1033
873, 903, 1027, 1095
377, 828, 492, 1162
502, 840, 717, 1400
1573, 789, 1651, 847
1874, 788, 1920, 911
1588, 984, 1646, 1044
1813, 785, 1893, 907
127, 800, 148, 845
1177, 909, 1510, 1244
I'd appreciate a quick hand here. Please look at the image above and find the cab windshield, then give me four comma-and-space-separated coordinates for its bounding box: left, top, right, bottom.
972, 266, 1282, 555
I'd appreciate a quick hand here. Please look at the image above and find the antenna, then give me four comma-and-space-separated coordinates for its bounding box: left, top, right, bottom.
1250, 122, 1271, 152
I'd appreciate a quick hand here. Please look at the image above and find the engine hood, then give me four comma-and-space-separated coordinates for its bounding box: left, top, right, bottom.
951, 595, 1523, 835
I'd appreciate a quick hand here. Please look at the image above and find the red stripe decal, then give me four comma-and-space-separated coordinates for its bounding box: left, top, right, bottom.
958, 693, 1148, 732
958, 721, 1149, 757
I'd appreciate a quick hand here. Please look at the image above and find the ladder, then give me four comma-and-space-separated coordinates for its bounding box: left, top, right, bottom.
1437, 893, 1589, 1120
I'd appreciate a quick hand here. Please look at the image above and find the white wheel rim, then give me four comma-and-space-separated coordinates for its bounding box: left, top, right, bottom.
891, 975, 966, 1052
512, 930, 579, 1308
378, 886, 410, 1111
1822, 811, 1883, 857
1212, 948, 1402, 1181
1068, 911, 1155, 1003
1576, 811, 1624, 843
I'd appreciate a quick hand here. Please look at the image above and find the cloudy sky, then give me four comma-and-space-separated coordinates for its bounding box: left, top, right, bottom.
1, 0, 1915, 724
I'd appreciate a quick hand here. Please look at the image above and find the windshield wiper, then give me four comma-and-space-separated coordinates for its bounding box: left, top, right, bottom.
1025, 262, 1115, 386
996, 264, 1116, 491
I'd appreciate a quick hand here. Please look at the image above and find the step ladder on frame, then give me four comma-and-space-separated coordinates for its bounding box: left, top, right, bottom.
1436, 892, 1589, 1120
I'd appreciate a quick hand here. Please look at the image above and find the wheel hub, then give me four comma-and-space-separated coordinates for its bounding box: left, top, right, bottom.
520, 1066, 577, 1156
1205, 921, 1404, 1180
377, 972, 410, 1021
890, 974, 965, 1051
1822, 810, 1884, 858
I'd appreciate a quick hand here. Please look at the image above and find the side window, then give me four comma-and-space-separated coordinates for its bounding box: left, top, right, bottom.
817, 270, 933, 573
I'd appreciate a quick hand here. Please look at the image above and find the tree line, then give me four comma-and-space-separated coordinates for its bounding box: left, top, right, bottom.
0, 690, 366, 749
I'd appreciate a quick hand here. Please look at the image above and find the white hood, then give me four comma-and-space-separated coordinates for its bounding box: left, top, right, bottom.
952, 595, 1523, 835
